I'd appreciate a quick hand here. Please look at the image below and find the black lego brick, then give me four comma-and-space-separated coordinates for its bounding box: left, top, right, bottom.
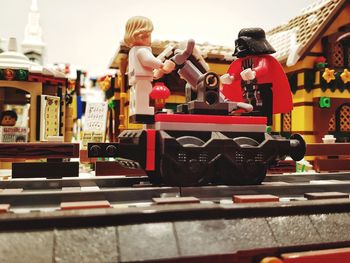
174, 218, 276, 257
0, 230, 54, 263
309, 213, 350, 243
129, 114, 154, 124
267, 215, 322, 246
118, 222, 179, 262
54, 227, 118, 263
12, 162, 79, 178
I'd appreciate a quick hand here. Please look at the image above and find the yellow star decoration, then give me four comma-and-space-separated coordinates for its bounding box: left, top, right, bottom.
322, 68, 336, 83
340, 69, 350, 84
99, 75, 111, 91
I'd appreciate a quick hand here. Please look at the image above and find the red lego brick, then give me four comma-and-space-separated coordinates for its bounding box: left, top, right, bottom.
314, 158, 350, 172
281, 247, 350, 263
28, 73, 43, 82
54, 77, 66, 85
146, 129, 156, 171
80, 149, 98, 164
305, 143, 350, 156
0, 143, 79, 159
155, 113, 267, 125
42, 75, 55, 84
0, 204, 10, 213
41, 75, 65, 85
233, 194, 279, 203
60, 200, 111, 210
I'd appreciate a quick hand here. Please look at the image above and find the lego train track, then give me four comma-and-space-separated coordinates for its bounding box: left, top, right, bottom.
0, 172, 350, 230
1, 194, 350, 232
2, 173, 350, 260
2, 178, 350, 208
0, 175, 150, 190
1, 171, 350, 190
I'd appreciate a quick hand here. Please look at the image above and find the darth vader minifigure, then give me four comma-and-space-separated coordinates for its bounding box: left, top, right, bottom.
222, 28, 293, 125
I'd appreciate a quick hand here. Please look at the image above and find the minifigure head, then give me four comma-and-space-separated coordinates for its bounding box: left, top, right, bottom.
124, 16, 153, 47
233, 28, 276, 58
0, 110, 17, 126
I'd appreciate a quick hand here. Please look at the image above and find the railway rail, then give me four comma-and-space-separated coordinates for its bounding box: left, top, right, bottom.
1, 171, 350, 190
2, 172, 350, 262
0, 172, 350, 213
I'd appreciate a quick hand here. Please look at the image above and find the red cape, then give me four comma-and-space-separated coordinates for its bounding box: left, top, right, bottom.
222, 55, 293, 114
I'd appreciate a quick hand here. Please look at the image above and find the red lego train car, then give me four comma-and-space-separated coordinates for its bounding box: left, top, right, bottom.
88, 39, 305, 186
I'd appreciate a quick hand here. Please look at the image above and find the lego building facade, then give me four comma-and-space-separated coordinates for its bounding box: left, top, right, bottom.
267, 0, 350, 143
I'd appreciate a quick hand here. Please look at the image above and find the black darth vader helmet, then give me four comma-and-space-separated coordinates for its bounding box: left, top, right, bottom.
233, 28, 276, 58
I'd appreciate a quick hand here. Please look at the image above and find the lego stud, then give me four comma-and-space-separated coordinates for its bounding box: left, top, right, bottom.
89, 145, 102, 157
319, 97, 331, 108
106, 145, 118, 157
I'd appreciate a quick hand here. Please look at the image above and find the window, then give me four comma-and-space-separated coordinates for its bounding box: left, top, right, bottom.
281, 112, 292, 133
322, 25, 350, 69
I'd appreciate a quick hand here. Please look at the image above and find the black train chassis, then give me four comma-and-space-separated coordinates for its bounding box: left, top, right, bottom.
88, 130, 305, 186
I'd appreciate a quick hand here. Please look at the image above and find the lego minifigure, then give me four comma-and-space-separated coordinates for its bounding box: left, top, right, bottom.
124, 16, 174, 123
0, 110, 17, 126
221, 28, 293, 125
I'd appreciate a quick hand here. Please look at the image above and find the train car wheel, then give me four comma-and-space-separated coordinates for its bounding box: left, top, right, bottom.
160, 154, 209, 186
215, 137, 267, 185
236, 137, 266, 184
241, 159, 267, 185
215, 157, 267, 185
233, 137, 259, 147
176, 136, 205, 147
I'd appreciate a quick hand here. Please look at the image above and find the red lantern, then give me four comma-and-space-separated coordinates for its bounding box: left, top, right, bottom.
150, 82, 170, 111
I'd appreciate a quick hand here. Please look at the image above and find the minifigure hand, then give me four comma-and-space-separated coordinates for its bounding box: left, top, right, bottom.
162, 60, 176, 74
240, 68, 256, 81
237, 102, 253, 112
220, 73, 234, 84
153, 69, 164, 79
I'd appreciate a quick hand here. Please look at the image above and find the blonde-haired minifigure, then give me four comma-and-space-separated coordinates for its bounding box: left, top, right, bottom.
124, 16, 174, 123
